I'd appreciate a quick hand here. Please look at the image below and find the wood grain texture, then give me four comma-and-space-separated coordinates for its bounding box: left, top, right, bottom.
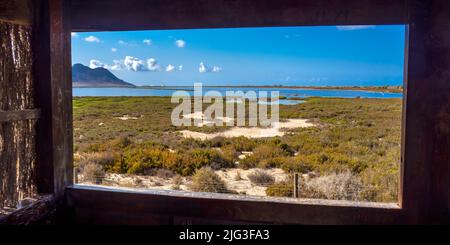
71, 0, 409, 31
0, 195, 56, 225
33, 0, 73, 196
0, 109, 40, 122
401, 0, 450, 224
65, 186, 404, 225
0, 20, 37, 208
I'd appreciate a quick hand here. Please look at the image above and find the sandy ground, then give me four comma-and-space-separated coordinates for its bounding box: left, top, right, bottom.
115, 115, 143, 120
215, 168, 287, 196
80, 168, 288, 197
179, 118, 315, 140
183, 111, 233, 127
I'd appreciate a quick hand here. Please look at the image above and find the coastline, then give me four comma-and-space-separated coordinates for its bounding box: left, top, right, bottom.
74, 85, 403, 94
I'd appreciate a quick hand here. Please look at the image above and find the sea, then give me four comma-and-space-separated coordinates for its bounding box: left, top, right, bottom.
73, 87, 402, 105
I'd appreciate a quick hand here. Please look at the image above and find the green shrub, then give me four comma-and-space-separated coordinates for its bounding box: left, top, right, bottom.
239, 144, 292, 169
220, 144, 239, 163
247, 170, 275, 186
266, 182, 293, 197
229, 136, 256, 152
179, 138, 207, 150
239, 155, 259, 169
260, 157, 290, 169
123, 147, 168, 175
189, 167, 228, 193
281, 155, 313, 173
252, 144, 291, 159
175, 148, 234, 176
110, 136, 132, 149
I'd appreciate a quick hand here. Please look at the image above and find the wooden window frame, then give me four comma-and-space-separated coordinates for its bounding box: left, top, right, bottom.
27, 0, 449, 224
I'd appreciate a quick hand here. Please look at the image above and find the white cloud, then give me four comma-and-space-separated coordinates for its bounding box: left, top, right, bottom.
71, 32, 78, 37
90, 56, 181, 73
89, 59, 122, 71
166, 64, 175, 72
84, 35, 100, 43
336, 25, 375, 31
147, 58, 161, 71
199, 62, 222, 73
175, 39, 186, 48
109, 60, 123, 71
143, 39, 152, 46
124, 56, 147, 71
111, 48, 117, 52
118, 40, 128, 45
212, 66, 222, 72
199, 62, 208, 73
89, 60, 106, 69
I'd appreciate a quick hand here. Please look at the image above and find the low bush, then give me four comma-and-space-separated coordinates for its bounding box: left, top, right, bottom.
300, 171, 364, 201
220, 144, 239, 163
104, 144, 235, 176
281, 155, 313, 173
229, 136, 256, 152
189, 167, 229, 193
259, 157, 290, 169
247, 170, 275, 186
239, 144, 292, 169
266, 182, 293, 197
81, 163, 105, 184
176, 148, 235, 175
171, 175, 183, 190
156, 169, 174, 179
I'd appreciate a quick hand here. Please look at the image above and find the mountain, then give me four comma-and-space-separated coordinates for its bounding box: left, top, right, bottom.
72, 63, 135, 88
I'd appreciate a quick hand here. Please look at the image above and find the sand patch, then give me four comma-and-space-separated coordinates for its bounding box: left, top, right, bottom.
215, 168, 287, 196
115, 115, 142, 120
79, 168, 288, 197
183, 111, 233, 126
179, 118, 314, 140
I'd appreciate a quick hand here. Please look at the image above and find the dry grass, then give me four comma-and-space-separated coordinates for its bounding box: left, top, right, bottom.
80, 163, 105, 183
247, 169, 275, 186
300, 171, 364, 201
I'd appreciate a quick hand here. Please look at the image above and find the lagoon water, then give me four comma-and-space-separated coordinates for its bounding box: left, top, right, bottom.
73, 87, 402, 99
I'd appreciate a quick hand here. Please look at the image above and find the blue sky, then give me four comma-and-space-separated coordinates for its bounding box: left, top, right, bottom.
71, 25, 406, 86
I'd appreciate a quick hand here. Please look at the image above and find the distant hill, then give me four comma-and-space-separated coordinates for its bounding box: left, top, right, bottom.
72, 63, 135, 88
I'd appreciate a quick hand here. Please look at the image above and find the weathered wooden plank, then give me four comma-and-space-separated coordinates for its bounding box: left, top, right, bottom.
401, 0, 450, 224
0, 18, 37, 208
34, 0, 53, 195
71, 0, 409, 31
65, 186, 404, 225
0, 109, 40, 122
0, 0, 32, 25
0, 195, 55, 225
33, 0, 73, 196
425, 0, 450, 224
